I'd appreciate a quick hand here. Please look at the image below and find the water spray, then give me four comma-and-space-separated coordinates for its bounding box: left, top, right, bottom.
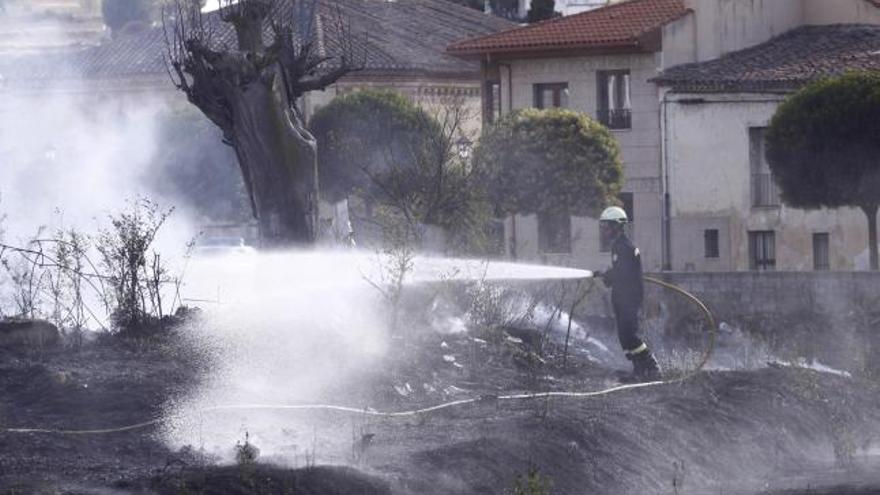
1, 274, 716, 435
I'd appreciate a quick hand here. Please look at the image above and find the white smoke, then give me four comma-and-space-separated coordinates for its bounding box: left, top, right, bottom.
0, 90, 193, 241
0, 10, 203, 322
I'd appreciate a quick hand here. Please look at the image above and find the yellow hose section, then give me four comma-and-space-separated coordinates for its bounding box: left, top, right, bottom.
3, 276, 716, 434
642, 275, 717, 381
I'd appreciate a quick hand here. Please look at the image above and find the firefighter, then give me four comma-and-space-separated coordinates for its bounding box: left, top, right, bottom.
595, 206, 661, 382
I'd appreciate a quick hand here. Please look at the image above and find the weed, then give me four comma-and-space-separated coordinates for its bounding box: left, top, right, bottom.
0, 198, 188, 339
508, 466, 553, 495
96, 198, 174, 335
672, 460, 686, 495
235, 431, 260, 466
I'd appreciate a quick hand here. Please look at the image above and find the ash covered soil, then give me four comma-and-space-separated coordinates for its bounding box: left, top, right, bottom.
2, 328, 880, 495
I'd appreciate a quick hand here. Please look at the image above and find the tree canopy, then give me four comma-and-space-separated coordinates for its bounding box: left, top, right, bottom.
473, 108, 623, 219
527, 0, 555, 23
310, 89, 491, 251
310, 89, 442, 204
765, 71, 880, 269
102, 0, 155, 33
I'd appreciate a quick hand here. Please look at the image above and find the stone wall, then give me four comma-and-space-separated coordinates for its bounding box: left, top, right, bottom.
644, 272, 880, 373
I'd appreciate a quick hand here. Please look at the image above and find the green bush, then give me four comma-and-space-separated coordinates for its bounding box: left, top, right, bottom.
310, 89, 491, 251
765, 71, 880, 269
310, 89, 442, 203
509, 467, 552, 495
473, 108, 623, 219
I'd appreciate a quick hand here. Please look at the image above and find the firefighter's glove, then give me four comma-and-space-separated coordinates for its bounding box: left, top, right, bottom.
594, 270, 609, 286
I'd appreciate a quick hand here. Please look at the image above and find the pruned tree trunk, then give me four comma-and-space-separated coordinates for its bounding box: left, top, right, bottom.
165, 0, 363, 247
509, 214, 517, 261
229, 83, 318, 246
864, 204, 879, 271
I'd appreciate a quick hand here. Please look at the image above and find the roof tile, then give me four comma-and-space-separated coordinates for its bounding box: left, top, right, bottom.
447, 0, 689, 56
653, 25, 880, 92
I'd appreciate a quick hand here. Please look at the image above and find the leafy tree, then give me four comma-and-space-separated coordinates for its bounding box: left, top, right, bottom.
527, 0, 555, 23
310, 90, 490, 252
310, 89, 440, 204
473, 108, 623, 220
765, 72, 880, 270
102, 0, 156, 33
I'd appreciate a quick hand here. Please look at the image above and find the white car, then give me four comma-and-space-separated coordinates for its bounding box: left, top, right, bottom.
193, 237, 257, 257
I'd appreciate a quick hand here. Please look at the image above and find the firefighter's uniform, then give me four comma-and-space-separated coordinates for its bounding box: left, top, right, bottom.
605, 232, 646, 355
598, 207, 660, 381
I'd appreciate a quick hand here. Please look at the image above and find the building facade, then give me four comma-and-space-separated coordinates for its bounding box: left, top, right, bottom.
450, 0, 880, 271
450, 0, 691, 271
656, 23, 880, 271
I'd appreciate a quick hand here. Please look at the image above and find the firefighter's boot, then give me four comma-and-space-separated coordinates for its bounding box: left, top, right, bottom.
631, 348, 662, 382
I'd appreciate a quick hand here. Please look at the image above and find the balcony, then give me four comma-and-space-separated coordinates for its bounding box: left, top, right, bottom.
597, 108, 631, 130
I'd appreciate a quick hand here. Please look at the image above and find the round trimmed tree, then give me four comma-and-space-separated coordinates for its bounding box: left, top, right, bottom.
765, 72, 880, 270
310, 89, 441, 204
473, 108, 624, 221
310, 89, 489, 249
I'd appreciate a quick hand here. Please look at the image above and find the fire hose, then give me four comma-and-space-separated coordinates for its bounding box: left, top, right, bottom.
3, 276, 716, 434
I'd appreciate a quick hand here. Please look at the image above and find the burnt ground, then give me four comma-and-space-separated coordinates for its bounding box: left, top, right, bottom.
2, 328, 880, 495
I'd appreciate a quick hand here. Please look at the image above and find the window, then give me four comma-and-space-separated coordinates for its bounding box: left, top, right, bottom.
597, 70, 631, 129
704, 229, 719, 258
485, 80, 501, 124
748, 230, 776, 271
813, 233, 830, 270
619, 192, 634, 223
538, 211, 571, 254
749, 127, 780, 207
533, 83, 568, 109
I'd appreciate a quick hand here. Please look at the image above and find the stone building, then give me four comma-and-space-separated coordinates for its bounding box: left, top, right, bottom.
449, 0, 880, 271
654, 23, 880, 271
449, 0, 691, 271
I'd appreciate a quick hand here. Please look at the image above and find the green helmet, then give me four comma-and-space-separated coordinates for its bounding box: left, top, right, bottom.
599, 206, 628, 224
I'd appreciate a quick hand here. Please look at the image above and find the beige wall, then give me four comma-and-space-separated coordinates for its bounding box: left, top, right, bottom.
665, 92, 872, 271
505, 214, 609, 270
661, 11, 698, 69
497, 53, 664, 271
682, 0, 803, 62
804, 0, 880, 24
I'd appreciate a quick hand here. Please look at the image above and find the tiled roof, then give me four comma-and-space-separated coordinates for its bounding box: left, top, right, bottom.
0, 0, 514, 83
447, 0, 689, 56
653, 24, 880, 93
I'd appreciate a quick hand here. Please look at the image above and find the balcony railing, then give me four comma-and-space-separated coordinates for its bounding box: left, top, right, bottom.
597, 108, 631, 130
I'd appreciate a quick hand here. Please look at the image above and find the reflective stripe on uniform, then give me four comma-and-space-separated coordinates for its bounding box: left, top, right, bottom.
625, 343, 648, 355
